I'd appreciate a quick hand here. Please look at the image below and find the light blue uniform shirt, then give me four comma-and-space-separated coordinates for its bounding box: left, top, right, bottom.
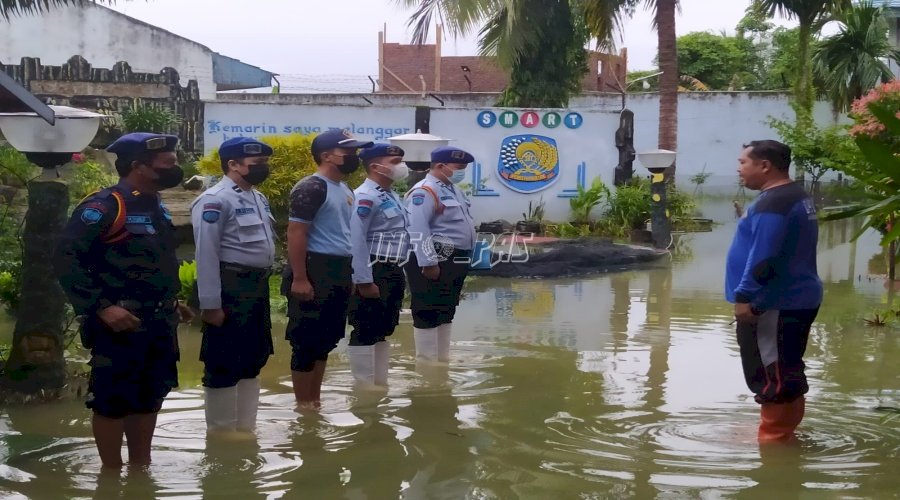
288, 173, 354, 257
405, 173, 476, 267
350, 178, 410, 283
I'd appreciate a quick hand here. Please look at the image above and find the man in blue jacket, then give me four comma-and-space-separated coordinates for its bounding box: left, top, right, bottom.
726, 140, 823, 442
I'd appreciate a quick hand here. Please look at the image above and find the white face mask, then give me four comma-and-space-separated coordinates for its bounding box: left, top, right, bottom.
376, 162, 409, 182
449, 168, 467, 184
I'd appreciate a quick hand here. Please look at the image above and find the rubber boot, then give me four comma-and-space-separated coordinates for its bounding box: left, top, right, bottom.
235, 378, 261, 432
373, 341, 390, 387
758, 396, 805, 442
347, 344, 377, 386
436, 323, 452, 363
204, 386, 238, 433
413, 327, 439, 362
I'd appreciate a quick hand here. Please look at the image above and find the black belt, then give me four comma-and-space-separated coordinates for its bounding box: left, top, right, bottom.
221, 262, 272, 281
117, 298, 178, 314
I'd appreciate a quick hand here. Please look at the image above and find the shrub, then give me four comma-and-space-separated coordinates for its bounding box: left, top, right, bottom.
197, 133, 367, 237
67, 160, 118, 204
569, 177, 609, 224
120, 99, 181, 134
0, 145, 38, 187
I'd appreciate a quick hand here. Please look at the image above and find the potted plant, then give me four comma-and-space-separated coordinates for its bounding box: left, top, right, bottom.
516, 197, 545, 235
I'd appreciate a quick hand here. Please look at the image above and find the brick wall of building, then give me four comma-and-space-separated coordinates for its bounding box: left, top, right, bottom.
381, 41, 627, 94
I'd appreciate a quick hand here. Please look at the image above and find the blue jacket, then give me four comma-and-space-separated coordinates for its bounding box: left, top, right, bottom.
725, 182, 823, 310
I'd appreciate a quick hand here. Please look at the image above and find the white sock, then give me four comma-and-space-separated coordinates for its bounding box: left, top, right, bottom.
437, 323, 452, 362
373, 341, 390, 386
413, 328, 439, 362
235, 378, 261, 432
347, 344, 377, 386
205, 385, 238, 432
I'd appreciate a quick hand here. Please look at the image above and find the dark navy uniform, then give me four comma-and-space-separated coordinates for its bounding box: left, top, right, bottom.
55, 180, 181, 418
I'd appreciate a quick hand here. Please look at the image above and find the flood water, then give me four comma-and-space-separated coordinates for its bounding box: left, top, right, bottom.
1, 199, 898, 498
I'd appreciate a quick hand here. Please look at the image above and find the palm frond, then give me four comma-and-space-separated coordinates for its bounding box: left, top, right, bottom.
0, 0, 113, 20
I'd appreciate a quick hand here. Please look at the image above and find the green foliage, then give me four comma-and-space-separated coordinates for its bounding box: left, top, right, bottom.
627, 70, 661, 91
66, 160, 118, 204
197, 133, 366, 238
269, 274, 287, 313
677, 31, 761, 90
0, 0, 114, 19
119, 99, 181, 134
569, 177, 610, 225
812, 1, 900, 112
492, 0, 588, 107
604, 179, 651, 237
690, 167, 713, 195
0, 145, 38, 187
178, 260, 197, 303
522, 197, 546, 222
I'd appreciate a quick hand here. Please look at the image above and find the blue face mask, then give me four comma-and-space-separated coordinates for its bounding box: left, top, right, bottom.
449, 168, 467, 184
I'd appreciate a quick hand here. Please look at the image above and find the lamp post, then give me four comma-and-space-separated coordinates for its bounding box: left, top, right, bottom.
0, 105, 102, 393
637, 149, 676, 250
388, 130, 450, 186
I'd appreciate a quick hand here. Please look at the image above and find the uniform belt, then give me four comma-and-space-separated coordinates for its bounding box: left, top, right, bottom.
117, 298, 178, 314
221, 262, 272, 281
370, 254, 405, 265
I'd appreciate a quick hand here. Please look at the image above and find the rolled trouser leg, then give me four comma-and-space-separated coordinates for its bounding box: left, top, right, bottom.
205, 386, 238, 432
235, 378, 261, 432
759, 396, 805, 442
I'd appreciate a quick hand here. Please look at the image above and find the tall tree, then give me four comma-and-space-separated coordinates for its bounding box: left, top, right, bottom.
401, 0, 682, 176
755, 0, 852, 114
0, 0, 112, 18
813, 0, 900, 112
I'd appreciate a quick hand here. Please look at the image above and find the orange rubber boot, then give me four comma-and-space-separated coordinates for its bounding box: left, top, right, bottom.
758, 397, 805, 442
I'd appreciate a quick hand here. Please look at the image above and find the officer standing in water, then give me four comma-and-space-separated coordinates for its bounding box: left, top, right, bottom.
191, 137, 276, 433
54, 132, 194, 468
404, 146, 477, 365
347, 143, 410, 387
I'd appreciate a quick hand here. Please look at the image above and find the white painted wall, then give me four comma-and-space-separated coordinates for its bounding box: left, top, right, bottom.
205, 92, 843, 224
0, 4, 216, 99
203, 102, 414, 150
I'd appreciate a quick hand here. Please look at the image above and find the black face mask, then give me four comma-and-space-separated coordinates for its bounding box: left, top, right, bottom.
337, 154, 360, 174
153, 165, 184, 190
242, 164, 270, 185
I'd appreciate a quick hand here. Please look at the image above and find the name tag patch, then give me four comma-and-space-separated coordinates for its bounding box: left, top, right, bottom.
235, 207, 256, 216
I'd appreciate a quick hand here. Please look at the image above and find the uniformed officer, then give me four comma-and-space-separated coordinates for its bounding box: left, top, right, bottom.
54, 132, 194, 469
282, 129, 373, 406
404, 146, 477, 364
191, 137, 276, 433
347, 143, 410, 387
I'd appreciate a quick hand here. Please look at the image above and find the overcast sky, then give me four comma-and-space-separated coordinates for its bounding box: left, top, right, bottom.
110, 0, 795, 80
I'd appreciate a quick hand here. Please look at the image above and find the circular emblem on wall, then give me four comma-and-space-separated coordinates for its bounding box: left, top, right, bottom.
520, 112, 540, 128
564, 112, 584, 129
497, 134, 561, 194
499, 111, 519, 128
477, 110, 497, 128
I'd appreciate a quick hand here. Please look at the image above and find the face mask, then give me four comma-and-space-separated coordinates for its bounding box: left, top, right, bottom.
377, 162, 409, 182
242, 164, 270, 185
337, 154, 360, 174
152, 165, 184, 190
449, 168, 466, 184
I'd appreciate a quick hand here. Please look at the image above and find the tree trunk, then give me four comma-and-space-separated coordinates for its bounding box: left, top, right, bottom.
795, 21, 814, 116
2, 178, 69, 393
656, 0, 679, 181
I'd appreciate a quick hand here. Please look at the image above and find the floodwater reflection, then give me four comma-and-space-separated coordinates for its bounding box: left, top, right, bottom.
1, 205, 898, 498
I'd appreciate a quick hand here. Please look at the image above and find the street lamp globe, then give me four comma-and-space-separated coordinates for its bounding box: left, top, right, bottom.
637, 149, 676, 174
0, 105, 103, 169
388, 130, 450, 172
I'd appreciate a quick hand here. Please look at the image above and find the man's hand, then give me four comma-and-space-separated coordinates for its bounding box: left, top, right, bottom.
291, 278, 315, 302
422, 265, 440, 281
97, 305, 141, 332
734, 303, 759, 324
200, 308, 225, 327
177, 302, 195, 323
357, 283, 380, 299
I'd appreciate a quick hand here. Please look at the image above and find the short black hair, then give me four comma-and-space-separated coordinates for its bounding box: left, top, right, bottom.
743, 140, 791, 171
115, 152, 155, 176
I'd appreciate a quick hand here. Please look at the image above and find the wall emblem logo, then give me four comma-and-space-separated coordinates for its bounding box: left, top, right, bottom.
497, 135, 560, 193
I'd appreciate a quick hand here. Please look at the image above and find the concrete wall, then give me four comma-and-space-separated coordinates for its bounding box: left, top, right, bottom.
206, 91, 841, 223
0, 4, 217, 100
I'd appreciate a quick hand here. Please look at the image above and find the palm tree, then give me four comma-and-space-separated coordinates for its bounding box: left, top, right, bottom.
813, 1, 900, 113
398, 0, 681, 177
755, 0, 852, 114
0, 0, 112, 19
